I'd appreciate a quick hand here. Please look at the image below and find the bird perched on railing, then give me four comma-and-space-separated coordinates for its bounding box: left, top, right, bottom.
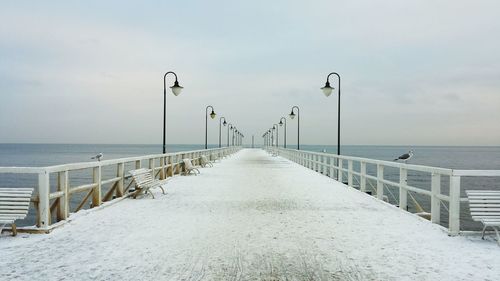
394, 150, 413, 163
91, 153, 103, 161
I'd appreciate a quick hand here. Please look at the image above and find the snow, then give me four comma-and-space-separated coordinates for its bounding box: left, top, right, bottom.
1, 148, 499, 280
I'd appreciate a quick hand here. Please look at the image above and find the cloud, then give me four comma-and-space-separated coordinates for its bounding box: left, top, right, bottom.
0, 1, 499, 145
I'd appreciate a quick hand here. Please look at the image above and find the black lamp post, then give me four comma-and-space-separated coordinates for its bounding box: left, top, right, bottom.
321, 72, 341, 156
273, 124, 278, 147
289, 106, 300, 150
232, 127, 236, 146
205, 105, 216, 149
279, 117, 286, 148
219, 117, 227, 148
162, 71, 183, 154
269, 129, 273, 146
227, 123, 233, 146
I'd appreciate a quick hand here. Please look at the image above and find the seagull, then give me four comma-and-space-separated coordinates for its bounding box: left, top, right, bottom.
394, 150, 413, 163
91, 153, 103, 161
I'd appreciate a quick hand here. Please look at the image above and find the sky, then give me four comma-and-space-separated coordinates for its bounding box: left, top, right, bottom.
1, 0, 499, 146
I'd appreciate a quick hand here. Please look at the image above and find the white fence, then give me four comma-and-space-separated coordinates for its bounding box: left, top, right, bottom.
270, 147, 500, 235
0, 147, 240, 233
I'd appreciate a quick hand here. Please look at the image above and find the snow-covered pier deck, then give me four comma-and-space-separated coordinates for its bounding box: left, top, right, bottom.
1, 149, 499, 280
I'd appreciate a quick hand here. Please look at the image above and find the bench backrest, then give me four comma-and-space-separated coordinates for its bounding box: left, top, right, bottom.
466, 190, 500, 221
183, 159, 195, 170
129, 168, 155, 189
0, 188, 34, 222
201, 155, 210, 164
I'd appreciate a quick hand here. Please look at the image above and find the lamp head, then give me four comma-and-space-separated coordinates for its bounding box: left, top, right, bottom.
170, 80, 183, 96
210, 110, 216, 119
321, 81, 333, 97
223, 120, 227, 126
289, 110, 296, 119
279, 120, 283, 126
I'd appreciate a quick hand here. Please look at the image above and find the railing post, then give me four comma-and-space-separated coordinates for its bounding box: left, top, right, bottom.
313, 154, 321, 172
149, 158, 155, 179
399, 167, 408, 210
38, 171, 50, 229
431, 173, 441, 224
449, 175, 461, 235
329, 157, 335, 179
167, 156, 173, 177
338, 159, 343, 183
376, 164, 384, 200
135, 160, 141, 169
360, 162, 366, 192
348, 160, 353, 187
57, 171, 69, 221
117, 163, 124, 197
92, 166, 102, 207
160, 157, 165, 180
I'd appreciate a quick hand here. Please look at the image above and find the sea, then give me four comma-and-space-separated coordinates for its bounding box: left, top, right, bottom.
1, 144, 499, 230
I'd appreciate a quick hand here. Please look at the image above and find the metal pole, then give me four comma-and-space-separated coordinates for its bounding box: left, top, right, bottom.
291, 106, 300, 150
273, 124, 278, 147
205, 105, 214, 149
326, 72, 341, 156
162, 71, 179, 154
219, 117, 225, 148
227, 123, 232, 147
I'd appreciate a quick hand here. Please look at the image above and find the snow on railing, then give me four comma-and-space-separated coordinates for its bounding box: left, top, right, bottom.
0, 147, 240, 233
269, 147, 500, 235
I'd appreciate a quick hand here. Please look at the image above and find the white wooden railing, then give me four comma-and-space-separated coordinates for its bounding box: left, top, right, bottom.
0, 147, 240, 232
269, 147, 500, 235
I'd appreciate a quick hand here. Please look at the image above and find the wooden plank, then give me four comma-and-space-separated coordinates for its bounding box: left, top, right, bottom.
75, 189, 93, 212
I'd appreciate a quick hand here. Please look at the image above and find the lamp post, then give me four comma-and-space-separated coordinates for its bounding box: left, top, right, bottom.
219, 117, 227, 148
269, 129, 273, 146
162, 71, 183, 154
273, 124, 279, 147
320, 72, 341, 156
227, 123, 233, 146
279, 117, 286, 148
232, 127, 236, 146
289, 106, 300, 150
205, 105, 216, 149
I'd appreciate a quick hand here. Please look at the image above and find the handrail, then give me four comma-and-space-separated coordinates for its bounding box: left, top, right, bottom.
0, 146, 241, 232
268, 146, 500, 236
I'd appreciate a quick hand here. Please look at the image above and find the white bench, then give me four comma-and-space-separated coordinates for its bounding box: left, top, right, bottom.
466, 190, 500, 245
200, 155, 213, 168
0, 188, 33, 236
129, 169, 167, 199
182, 159, 200, 175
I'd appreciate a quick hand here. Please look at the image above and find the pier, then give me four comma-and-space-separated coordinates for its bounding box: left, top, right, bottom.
1, 149, 499, 280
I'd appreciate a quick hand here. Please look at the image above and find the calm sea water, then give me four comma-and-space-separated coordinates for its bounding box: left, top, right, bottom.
1, 144, 499, 230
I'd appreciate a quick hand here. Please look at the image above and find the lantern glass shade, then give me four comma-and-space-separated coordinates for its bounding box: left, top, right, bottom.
210, 110, 216, 119
170, 80, 183, 96
321, 84, 333, 97
289, 111, 295, 119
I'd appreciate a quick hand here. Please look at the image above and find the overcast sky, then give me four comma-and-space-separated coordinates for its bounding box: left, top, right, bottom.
1, 0, 499, 146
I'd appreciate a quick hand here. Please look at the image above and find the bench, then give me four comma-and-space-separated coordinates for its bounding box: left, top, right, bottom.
129, 169, 167, 199
466, 190, 500, 245
182, 159, 200, 175
200, 155, 213, 168
0, 188, 33, 236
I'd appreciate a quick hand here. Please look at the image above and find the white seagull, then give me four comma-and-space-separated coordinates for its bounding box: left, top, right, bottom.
91, 153, 103, 161
394, 150, 413, 163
